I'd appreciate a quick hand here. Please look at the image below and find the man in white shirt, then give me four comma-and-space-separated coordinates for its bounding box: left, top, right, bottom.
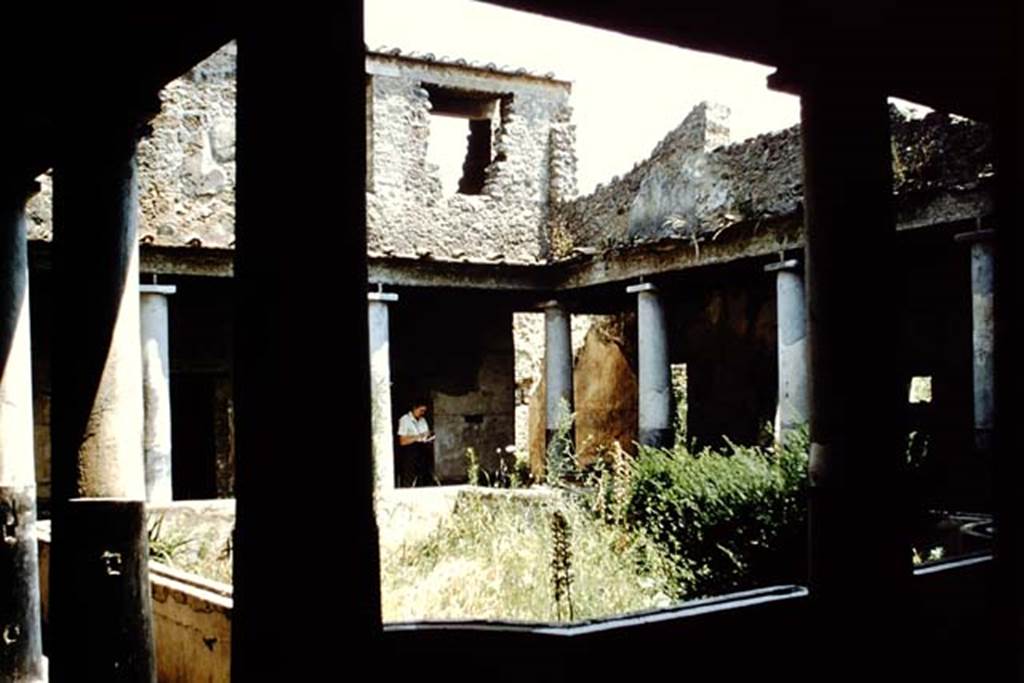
396, 400, 436, 487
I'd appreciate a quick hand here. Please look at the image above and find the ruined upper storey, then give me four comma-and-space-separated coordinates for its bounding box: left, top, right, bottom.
23, 42, 990, 279
366, 49, 576, 265
27, 43, 239, 250
552, 102, 993, 260
25, 44, 577, 269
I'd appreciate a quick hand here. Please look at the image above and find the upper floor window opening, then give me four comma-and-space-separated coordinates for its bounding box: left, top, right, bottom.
423, 83, 506, 196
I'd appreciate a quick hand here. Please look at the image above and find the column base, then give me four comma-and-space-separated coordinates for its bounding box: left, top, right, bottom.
0, 485, 44, 682
49, 498, 154, 682
639, 428, 674, 449
974, 427, 994, 454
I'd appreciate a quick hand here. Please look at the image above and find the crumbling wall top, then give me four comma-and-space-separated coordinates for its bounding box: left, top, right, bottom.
367, 46, 572, 90
27, 43, 238, 250
366, 48, 575, 266
551, 102, 993, 260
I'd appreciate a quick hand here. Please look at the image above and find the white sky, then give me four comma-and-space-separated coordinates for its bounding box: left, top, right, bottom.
364, 0, 802, 193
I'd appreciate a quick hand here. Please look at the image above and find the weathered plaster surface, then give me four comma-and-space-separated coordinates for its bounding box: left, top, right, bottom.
136, 44, 237, 249
390, 294, 517, 483
513, 312, 595, 455
527, 315, 637, 476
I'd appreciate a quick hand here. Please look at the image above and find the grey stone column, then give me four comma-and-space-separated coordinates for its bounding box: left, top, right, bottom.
956, 228, 994, 452
140, 284, 176, 503
542, 300, 574, 447
765, 259, 809, 447
627, 283, 673, 448
0, 178, 45, 682
49, 113, 156, 681
368, 290, 398, 491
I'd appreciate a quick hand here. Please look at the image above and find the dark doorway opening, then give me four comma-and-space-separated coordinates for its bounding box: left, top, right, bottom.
171, 373, 219, 500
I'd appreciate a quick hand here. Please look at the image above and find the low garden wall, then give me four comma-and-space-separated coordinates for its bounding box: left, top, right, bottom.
37, 502, 233, 683
35, 489, 555, 680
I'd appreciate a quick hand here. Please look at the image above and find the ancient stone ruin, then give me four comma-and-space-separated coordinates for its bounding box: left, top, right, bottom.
0, 4, 1011, 678
18, 41, 995, 506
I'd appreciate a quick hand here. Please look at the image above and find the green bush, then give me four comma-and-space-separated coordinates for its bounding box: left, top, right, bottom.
621, 430, 809, 598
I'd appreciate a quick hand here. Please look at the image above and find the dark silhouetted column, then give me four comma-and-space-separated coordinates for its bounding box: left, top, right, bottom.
0, 175, 45, 682
233, 8, 382, 680
992, 11, 1023, 676
49, 109, 157, 682
800, 75, 909, 677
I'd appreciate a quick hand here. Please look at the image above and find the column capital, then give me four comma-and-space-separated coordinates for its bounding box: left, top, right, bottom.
537, 299, 565, 310
0, 175, 41, 203
368, 291, 398, 303
954, 228, 995, 245
55, 92, 163, 164
765, 258, 801, 274
140, 284, 177, 296
105, 92, 163, 139
626, 282, 658, 294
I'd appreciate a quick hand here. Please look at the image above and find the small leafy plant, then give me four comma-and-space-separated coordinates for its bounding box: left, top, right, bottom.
546, 399, 577, 486
147, 513, 194, 565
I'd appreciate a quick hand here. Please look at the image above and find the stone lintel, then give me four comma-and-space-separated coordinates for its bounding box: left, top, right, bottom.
765, 259, 800, 274
368, 291, 399, 303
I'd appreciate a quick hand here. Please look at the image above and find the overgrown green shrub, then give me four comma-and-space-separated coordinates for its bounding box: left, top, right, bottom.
621, 429, 809, 598
383, 418, 810, 621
